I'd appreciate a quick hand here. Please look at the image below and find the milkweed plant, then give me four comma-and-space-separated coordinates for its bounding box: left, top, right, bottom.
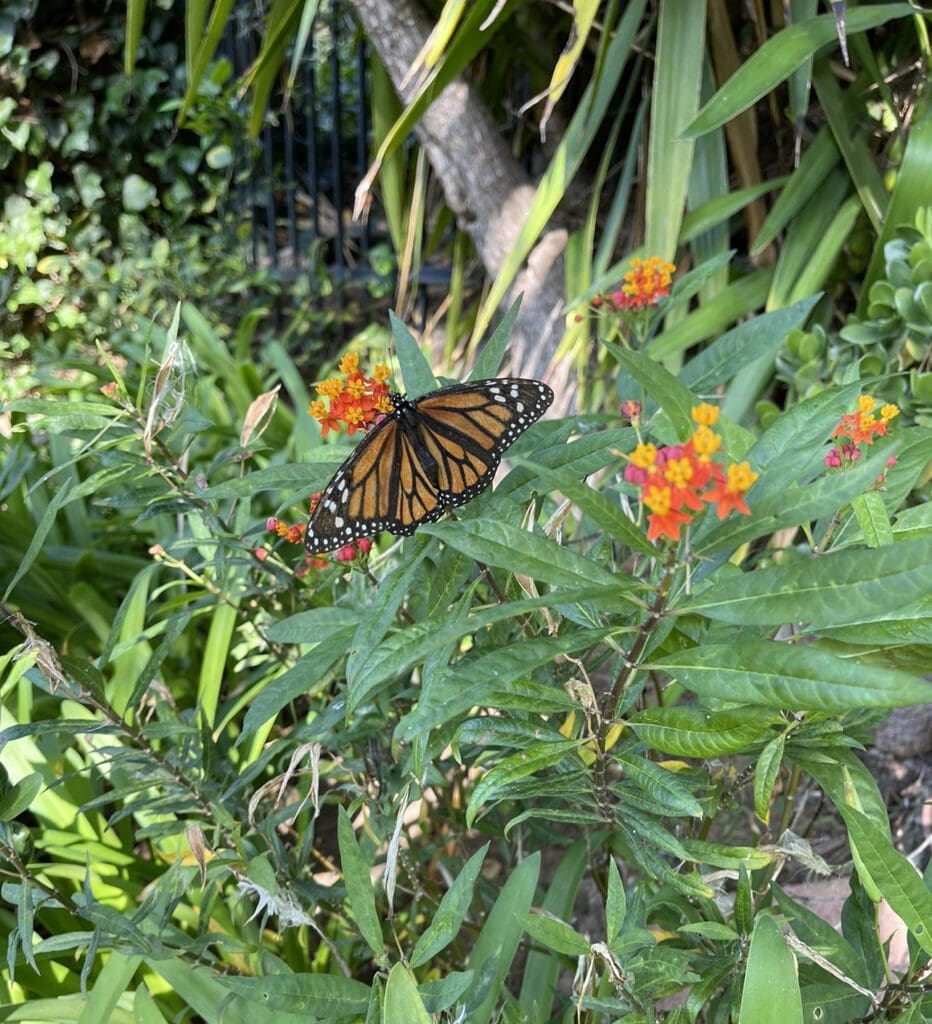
0, 256, 930, 1023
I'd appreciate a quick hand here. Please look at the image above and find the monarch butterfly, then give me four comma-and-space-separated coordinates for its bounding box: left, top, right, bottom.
305, 378, 554, 553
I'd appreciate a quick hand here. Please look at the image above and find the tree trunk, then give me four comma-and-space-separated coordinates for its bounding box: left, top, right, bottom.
349, 0, 574, 411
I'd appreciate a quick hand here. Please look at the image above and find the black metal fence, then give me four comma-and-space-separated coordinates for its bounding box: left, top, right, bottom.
223, 2, 389, 292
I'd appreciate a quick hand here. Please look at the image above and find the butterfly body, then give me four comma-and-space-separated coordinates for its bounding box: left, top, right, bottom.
305, 378, 554, 554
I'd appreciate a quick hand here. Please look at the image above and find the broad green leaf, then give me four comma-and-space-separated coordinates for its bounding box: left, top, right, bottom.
466, 741, 582, 827
421, 519, 620, 589
337, 808, 382, 957
678, 921, 740, 941
466, 853, 540, 1024
410, 844, 488, 967
678, 538, 932, 627
219, 974, 372, 1016
265, 607, 362, 643
627, 706, 776, 757
384, 964, 431, 1024
739, 917, 802, 1024
754, 734, 785, 825
655, 640, 932, 711
418, 971, 476, 1014
524, 912, 591, 957
686, 5, 914, 137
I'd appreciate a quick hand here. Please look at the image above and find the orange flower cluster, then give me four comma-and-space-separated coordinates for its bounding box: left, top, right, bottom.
264, 494, 372, 573
308, 353, 394, 437
824, 395, 899, 468
594, 257, 676, 313
624, 404, 758, 543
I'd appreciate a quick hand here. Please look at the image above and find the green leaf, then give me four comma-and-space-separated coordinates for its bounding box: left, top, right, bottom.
654, 640, 932, 711
679, 295, 820, 392
605, 858, 626, 946
739, 916, 804, 1023
410, 844, 488, 968
614, 751, 703, 818
383, 964, 432, 1024
197, 462, 336, 499
337, 808, 382, 957
851, 491, 894, 549
645, 0, 706, 257
842, 808, 932, 957
466, 852, 540, 1024
604, 342, 695, 439
466, 741, 582, 827
421, 519, 620, 589
685, 5, 914, 137
627, 706, 776, 757
390, 311, 436, 397
124, 0, 147, 74
468, 298, 522, 381
524, 912, 591, 958
678, 538, 932, 627
219, 974, 372, 1016
754, 734, 785, 825
265, 607, 362, 643
521, 461, 655, 557
678, 921, 740, 941
4, 478, 73, 602
0, 772, 43, 822
122, 174, 157, 212
198, 602, 237, 728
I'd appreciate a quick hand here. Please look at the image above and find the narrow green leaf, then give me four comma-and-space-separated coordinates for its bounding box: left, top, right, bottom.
0, 772, 43, 822
603, 342, 695, 438
466, 741, 582, 827
466, 853, 540, 1024
80, 952, 143, 1024
605, 858, 626, 945
786, 192, 862, 305
421, 519, 620, 589
177, 0, 236, 128
390, 311, 436, 397
198, 602, 238, 728
647, 269, 773, 361
521, 460, 655, 557
645, 0, 706, 258
680, 296, 820, 392
843, 808, 932, 957
197, 462, 337, 499
519, 839, 591, 1024
681, 177, 787, 244
410, 844, 489, 967
383, 964, 431, 1024
524, 912, 591, 957
265, 607, 362, 643
627, 706, 776, 757
468, 297, 522, 381
678, 538, 932, 627
754, 735, 785, 825
124, 0, 147, 74
739, 916, 803, 1023
337, 808, 383, 957
4, 479, 73, 601
851, 491, 894, 549
685, 5, 914, 137
655, 640, 932, 711
219, 974, 371, 1016
615, 751, 703, 817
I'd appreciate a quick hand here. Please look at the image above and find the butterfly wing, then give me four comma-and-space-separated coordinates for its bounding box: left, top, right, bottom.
411, 378, 554, 510
304, 377, 553, 554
